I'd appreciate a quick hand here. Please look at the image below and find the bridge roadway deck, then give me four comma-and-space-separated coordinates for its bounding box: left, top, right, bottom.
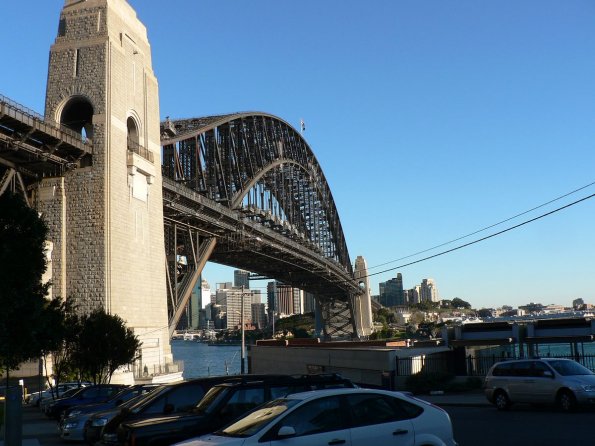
162, 176, 360, 299
0, 95, 91, 181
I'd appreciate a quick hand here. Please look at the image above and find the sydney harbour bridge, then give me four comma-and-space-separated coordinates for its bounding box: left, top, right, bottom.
0, 95, 371, 339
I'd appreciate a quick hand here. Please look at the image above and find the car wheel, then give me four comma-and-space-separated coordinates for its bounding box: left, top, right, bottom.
493, 390, 510, 411
557, 390, 576, 412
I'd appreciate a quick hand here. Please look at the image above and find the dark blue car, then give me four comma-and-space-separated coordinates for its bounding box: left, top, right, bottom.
59, 384, 160, 441
46, 384, 127, 419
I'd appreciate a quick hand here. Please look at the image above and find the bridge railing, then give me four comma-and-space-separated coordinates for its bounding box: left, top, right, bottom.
127, 137, 154, 163
396, 353, 595, 377
0, 93, 91, 147
133, 360, 184, 379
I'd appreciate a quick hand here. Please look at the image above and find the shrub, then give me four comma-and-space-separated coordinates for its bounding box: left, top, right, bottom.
404, 371, 454, 394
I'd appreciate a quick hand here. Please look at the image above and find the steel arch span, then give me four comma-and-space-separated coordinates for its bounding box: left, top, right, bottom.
161, 112, 361, 338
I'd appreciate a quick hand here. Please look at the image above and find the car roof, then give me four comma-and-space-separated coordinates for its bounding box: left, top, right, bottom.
495, 357, 574, 365
209, 373, 352, 389
282, 387, 395, 402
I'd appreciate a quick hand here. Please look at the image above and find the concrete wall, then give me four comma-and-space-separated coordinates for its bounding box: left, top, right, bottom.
249, 346, 397, 388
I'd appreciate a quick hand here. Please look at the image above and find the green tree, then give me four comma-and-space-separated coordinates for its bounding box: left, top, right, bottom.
0, 193, 51, 380
451, 297, 472, 309
74, 309, 141, 384
41, 296, 82, 395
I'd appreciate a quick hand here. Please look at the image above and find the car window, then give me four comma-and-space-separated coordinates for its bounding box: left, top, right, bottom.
220, 399, 300, 438
270, 386, 292, 399
347, 393, 420, 427
221, 388, 265, 421
548, 360, 593, 376
492, 363, 513, 376
272, 396, 347, 438
165, 384, 206, 412
511, 362, 533, 377
83, 387, 100, 398
99, 387, 119, 398
533, 361, 552, 377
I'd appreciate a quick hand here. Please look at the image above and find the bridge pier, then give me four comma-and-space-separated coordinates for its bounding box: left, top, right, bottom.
37, 0, 175, 383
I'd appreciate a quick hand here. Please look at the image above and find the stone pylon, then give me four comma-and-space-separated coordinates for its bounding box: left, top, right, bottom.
37, 0, 174, 383
354, 256, 374, 337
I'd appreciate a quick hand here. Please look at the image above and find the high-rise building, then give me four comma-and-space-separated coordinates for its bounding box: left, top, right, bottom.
234, 270, 250, 289
215, 285, 253, 330
379, 273, 405, 307
267, 281, 302, 323
420, 278, 438, 302
251, 303, 267, 329
303, 292, 316, 314
201, 280, 211, 309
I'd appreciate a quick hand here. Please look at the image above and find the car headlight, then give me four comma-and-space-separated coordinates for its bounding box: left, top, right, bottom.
92, 418, 108, 427
68, 410, 82, 418
580, 385, 595, 392
64, 421, 79, 429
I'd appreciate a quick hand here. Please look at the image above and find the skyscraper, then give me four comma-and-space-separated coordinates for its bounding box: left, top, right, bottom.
379, 273, 405, 307
234, 270, 250, 289
420, 278, 438, 302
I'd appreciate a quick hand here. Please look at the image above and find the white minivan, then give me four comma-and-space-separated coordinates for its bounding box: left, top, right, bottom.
484, 358, 595, 411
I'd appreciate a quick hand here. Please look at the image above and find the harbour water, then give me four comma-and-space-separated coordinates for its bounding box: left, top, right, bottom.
171, 340, 245, 378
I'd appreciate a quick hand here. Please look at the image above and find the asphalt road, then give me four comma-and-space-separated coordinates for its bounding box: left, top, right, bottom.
19, 402, 595, 446
445, 405, 595, 446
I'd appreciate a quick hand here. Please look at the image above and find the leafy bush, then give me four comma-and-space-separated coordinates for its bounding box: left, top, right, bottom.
404, 371, 454, 394
445, 377, 483, 392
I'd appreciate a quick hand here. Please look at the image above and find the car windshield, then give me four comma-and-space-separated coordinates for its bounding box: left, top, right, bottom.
192, 386, 229, 415
130, 386, 170, 414
548, 360, 593, 376
60, 387, 84, 398
217, 398, 300, 438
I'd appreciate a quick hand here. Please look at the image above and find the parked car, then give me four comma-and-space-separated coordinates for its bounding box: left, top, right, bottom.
173, 387, 457, 446
59, 384, 159, 441
27, 382, 91, 407
45, 384, 128, 419
99, 375, 252, 445
84, 388, 162, 445
484, 358, 595, 411
40, 386, 84, 413
116, 373, 357, 446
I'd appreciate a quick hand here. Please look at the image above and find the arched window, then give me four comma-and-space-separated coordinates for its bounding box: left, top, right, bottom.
60, 96, 94, 141
127, 116, 139, 148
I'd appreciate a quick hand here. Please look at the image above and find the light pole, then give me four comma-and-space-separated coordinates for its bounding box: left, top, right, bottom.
240, 286, 245, 374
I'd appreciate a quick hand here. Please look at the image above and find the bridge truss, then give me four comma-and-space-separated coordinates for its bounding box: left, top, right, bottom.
0, 94, 91, 202
161, 113, 362, 338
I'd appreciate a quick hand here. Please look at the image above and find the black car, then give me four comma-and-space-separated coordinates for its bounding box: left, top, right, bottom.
46, 384, 128, 419
100, 375, 256, 445
84, 388, 162, 445
117, 374, 356, 446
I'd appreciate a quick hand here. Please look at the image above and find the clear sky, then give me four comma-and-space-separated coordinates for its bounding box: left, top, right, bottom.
2, 1, 595, 310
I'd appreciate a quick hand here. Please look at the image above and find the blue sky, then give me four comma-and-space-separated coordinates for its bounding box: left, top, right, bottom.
2, 1, 595, 309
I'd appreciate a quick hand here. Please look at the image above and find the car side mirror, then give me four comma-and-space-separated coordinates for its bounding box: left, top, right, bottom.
277, 426, 296, 437
163, 403, 175, 414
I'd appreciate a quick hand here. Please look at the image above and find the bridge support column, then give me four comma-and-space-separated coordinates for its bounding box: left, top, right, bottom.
41, 0, 173, 383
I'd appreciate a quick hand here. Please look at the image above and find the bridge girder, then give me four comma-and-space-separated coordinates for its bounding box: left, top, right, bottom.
161, 113, 361, 337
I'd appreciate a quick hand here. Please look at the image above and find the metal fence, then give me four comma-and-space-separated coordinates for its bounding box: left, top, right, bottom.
396, 353, 595, 377
132, 360, 184, 379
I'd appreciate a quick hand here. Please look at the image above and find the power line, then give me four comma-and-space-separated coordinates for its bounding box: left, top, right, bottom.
363, 192, 595, 280
367, 180, 595, 271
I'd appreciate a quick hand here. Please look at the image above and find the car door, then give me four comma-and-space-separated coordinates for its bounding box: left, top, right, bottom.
530, 361, 558, 403
266, 395, 352, 446
346, 393, 415, 446
508, 361, 534, 403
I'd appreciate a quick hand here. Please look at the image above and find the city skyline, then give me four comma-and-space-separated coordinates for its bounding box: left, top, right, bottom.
2, 1, 595, 309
